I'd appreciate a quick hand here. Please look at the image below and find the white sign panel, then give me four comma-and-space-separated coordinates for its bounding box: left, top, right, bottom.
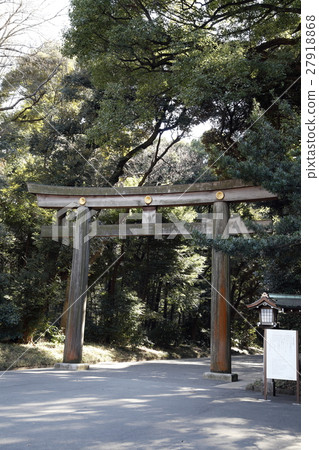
265, 329, 297, 381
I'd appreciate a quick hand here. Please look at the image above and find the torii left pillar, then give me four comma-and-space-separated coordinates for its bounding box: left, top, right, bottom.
63, 206, 90, 364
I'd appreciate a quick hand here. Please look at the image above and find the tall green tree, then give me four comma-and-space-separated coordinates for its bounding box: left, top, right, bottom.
0, 46, 77, 341
64, 0, 300, 184
64, 0, 300, 301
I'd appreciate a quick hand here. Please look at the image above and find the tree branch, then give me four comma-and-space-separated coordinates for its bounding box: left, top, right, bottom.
138, 132, 185, 186
108, 118, 164, 185
255, 37, 300, 53
0, 63, 61, 112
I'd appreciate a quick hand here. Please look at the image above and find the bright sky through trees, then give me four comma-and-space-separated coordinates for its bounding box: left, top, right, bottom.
25, 0, 70, 45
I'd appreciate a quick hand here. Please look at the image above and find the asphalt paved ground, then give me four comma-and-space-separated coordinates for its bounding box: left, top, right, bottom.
0, 355, 300, 449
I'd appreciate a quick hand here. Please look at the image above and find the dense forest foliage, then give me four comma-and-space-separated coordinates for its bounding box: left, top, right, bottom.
0, 0, 300, 348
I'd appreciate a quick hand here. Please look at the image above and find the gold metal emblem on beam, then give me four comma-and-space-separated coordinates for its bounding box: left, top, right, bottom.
79, 197, 86, 205
216, 191, 225, 200
144, 195, 152, 205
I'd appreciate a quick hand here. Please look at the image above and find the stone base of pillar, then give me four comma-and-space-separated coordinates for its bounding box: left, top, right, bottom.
203, 372, 238, 382
54, 363, 90, 371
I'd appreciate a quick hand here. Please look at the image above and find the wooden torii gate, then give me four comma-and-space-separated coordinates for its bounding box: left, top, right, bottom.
28, 179, 277, 379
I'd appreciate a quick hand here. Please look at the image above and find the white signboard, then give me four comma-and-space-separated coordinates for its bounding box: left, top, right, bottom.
265, 329, 297, 381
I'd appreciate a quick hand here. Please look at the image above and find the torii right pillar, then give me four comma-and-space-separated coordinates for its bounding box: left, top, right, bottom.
204, 200, 238, 382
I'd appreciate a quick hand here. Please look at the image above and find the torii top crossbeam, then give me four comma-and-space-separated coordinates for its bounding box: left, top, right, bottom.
27, 179, 277, 209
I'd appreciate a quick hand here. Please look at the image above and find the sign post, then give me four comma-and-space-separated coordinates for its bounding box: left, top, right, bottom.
264, 329, 300, 403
